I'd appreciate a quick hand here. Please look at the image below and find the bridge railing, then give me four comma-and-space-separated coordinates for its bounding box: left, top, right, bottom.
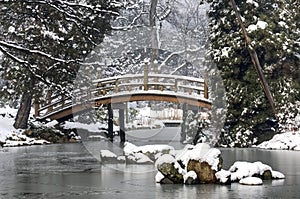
34, 73, 209, 118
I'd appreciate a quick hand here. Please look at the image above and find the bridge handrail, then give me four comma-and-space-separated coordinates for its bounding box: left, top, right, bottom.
35, 73, 209, 118
92, 74, 205, 85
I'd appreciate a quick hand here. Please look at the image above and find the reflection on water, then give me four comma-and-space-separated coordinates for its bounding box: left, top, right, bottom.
0, 128, 300, 198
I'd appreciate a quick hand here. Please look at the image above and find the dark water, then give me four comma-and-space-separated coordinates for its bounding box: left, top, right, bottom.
1, 128, 300, 199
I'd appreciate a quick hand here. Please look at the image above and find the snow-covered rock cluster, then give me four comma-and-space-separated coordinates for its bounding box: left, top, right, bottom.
226, 161, 285, 185
97, 142, 285, 186
4, 132, 50, 147
155, 143, 222, 184
100, 142, 174, 164
154, 143, 285, 186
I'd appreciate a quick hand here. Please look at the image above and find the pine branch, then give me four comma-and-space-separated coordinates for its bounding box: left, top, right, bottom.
0, 41, 80, 65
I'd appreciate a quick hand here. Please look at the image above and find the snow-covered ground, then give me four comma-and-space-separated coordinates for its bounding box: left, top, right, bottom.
0, 107, 18, 143
256, 130, 300, 150
256, 112, 300, 150
0, 106, 50, 146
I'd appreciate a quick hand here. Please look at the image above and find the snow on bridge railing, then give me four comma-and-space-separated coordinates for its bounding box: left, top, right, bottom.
34, 73, 209, 119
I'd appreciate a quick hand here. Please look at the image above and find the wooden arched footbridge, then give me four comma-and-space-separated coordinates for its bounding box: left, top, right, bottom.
34, 67, 211, 142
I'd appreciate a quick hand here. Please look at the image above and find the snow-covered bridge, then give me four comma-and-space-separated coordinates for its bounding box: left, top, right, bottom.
35, 73, 211, 121
34, 71, 211, 142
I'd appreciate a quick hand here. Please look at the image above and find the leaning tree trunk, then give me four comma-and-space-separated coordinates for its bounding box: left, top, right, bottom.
13, 77, 36, 129
229, 0, 276, 116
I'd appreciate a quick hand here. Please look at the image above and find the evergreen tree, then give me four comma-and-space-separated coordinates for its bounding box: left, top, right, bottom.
207, 0, 300, 147
0, 0, 119, 128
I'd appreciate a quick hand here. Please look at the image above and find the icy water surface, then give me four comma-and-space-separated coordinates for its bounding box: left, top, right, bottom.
0, 127, 300, 198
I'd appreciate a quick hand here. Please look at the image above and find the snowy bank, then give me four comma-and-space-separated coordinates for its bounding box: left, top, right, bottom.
0, 107, 80, 147
257, 131, 300, 150
0, 106, 18, 143
4, 133, 50, 147
0, 107, 50, 146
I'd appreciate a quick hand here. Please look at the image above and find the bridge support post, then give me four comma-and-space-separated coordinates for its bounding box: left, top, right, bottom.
144, 61, 149, 91
119, 108, 126, 143
204, 75, 209, 99
107, 103, 114, 142
180, 103, 188, 143
34, 100, 39, 117
125, 102, 129, 124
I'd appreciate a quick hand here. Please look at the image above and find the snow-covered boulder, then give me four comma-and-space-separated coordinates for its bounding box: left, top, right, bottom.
176, 143, 222, 184
125, 152, 153, 164
187, 160, 218, 183
155, 154, 185, 184
123, 142, 174, 161
100, 150, 118, 163
239, 177, 263, 185
229, 161, 285, 182
215, 169, 231, 184
183, 171, 199, 185
100, 150, 126, 164
155, 171, 174, 184
176, 143, 222, 171
155, 143, 222, 184
272, 170, 285, 179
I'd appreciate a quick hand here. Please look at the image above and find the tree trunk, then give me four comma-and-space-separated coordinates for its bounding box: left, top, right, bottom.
13, 77, 36, 129
149, 0, 159, 71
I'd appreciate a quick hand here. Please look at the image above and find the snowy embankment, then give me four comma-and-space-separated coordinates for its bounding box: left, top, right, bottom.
257, 113, 300, 150
0, 106, 50, 146
0, 107, 17, 143
0, 107, 84, 147
256, 131, 300, 150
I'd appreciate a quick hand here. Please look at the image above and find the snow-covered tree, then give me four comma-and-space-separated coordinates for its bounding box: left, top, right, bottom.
0, 1, 119, 128
81, 0, 227, 144
207, 0, 300, 147
92, 0, 210, 78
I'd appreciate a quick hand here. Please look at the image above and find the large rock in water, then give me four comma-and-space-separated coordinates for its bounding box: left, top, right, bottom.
229, 161, 284, 182
155, 154, 185, 184
187, 160, 217, 183
157, 162, 184, 184
155, 144, 222, 184
123, 142, 174, 161
176, 143, 222, 184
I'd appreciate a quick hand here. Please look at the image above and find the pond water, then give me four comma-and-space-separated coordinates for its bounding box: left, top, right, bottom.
1, 127, 300, 199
